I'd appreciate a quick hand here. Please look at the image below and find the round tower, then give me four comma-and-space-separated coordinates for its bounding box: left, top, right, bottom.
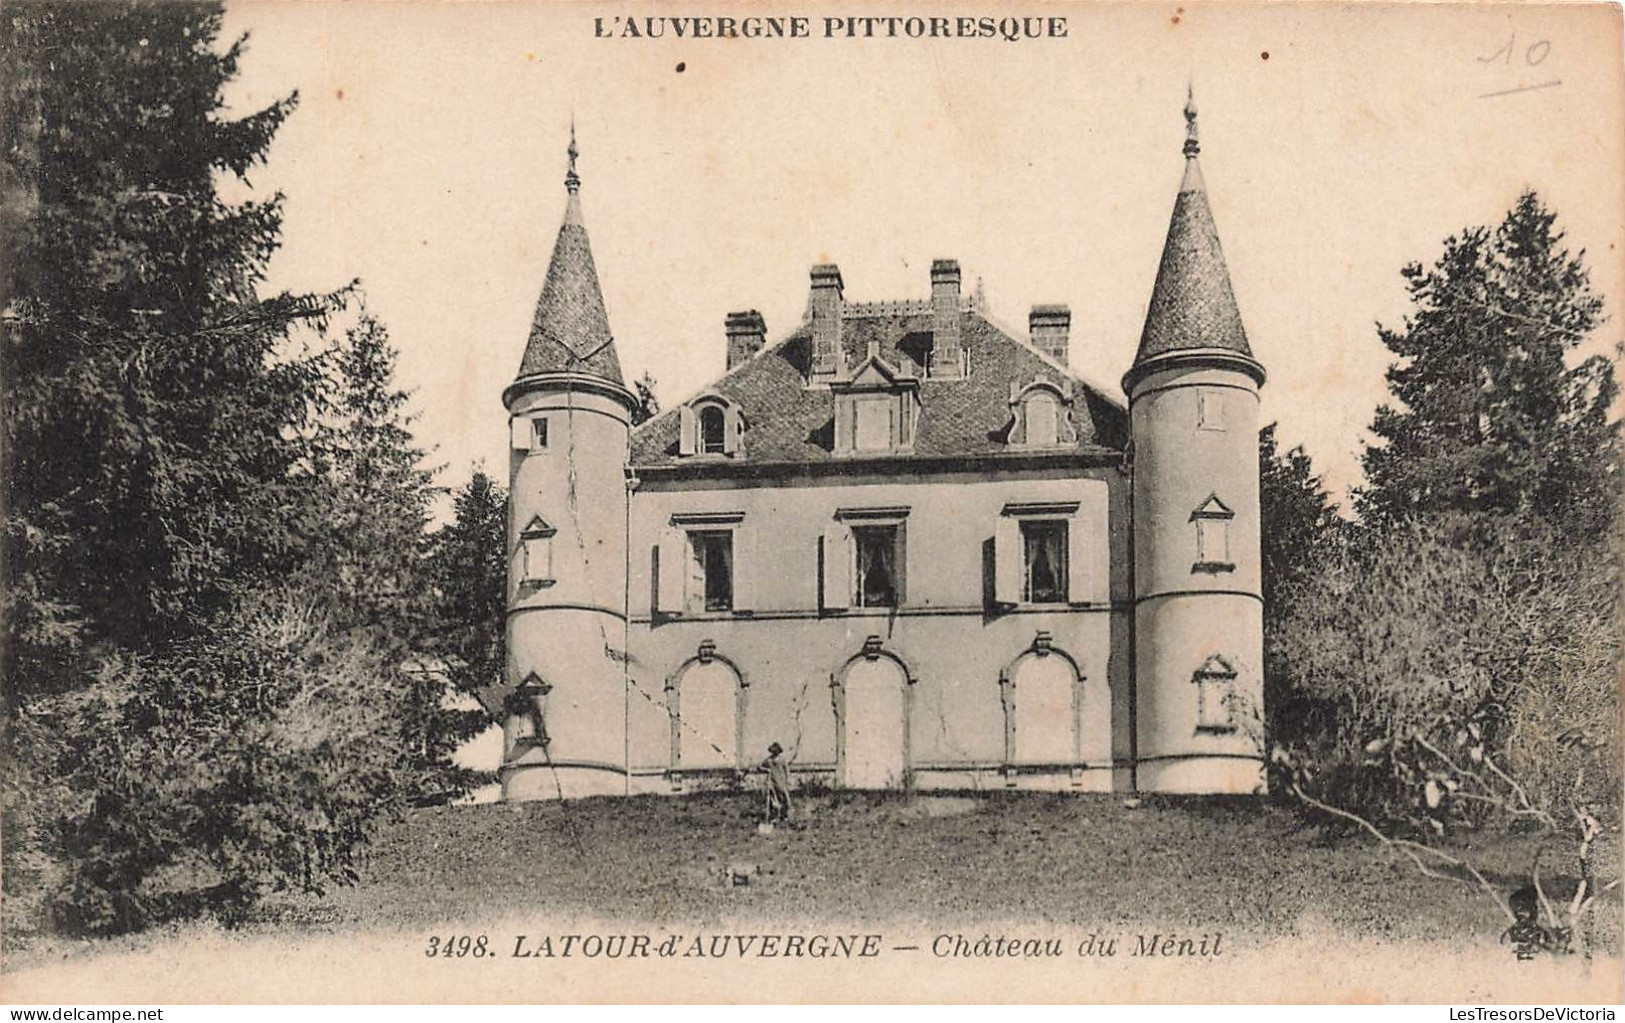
501, 127, 636, 800
1126, 91, 1267, 795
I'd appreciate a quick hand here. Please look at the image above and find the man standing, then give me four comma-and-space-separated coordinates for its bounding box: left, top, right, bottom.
761, 741, 792, 822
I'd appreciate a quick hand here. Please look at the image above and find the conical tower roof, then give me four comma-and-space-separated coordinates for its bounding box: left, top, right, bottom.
1127, 89, 1262, 389
513, 126, 626, 389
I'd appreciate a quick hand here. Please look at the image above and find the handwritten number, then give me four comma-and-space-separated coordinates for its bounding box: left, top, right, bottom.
1478, 33, 1513, 64
1480, 33, 1553, 67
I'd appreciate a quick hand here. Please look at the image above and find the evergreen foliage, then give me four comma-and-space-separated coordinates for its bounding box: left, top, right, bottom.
1, 3, 476, 939
1358, 191, 1619, 540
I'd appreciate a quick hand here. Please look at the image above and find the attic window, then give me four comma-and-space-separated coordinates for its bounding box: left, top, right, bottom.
831, 354, 920, 456
699, 406, 726, 454
679, 397, 745, 458
1006, 381, 1076, 449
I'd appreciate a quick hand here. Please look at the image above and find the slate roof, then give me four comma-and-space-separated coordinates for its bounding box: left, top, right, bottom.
629, 310, 1128, 469
1132, 154, 1253, 366
514, 190, 626, 386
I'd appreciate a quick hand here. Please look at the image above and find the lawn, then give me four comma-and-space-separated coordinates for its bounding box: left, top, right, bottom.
258, 790, 1620, 950
8, 791, 1622, 1003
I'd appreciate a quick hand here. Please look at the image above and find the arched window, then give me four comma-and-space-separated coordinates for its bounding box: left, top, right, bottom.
673, 657, 741, 770
1009, 649, 1078, 765
1025, 391, 1059, 447
700, 406, 727, 454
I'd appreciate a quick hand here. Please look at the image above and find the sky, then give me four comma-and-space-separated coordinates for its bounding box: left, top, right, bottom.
218, 1, 1625, 507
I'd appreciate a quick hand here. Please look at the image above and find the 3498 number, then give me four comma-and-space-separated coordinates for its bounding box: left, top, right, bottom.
426, 934, 492, 958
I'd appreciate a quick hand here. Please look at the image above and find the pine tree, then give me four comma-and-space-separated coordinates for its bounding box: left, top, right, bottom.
428, 471, 508, 707
1358, 192, 1618, 539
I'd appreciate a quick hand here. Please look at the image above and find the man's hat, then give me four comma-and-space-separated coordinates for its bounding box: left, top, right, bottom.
768, 742, 783, 755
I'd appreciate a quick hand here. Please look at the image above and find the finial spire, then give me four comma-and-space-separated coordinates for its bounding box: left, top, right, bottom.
565, 118, 580, 193
1183, 84, 1200, 159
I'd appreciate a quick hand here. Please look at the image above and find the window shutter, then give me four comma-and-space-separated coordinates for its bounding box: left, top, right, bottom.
833, 396, 853, 454
994, 516, 1021, 605
821, 524, 851, 610
723, 406, 742, 456
732, 525, 754, 611
1071, 481, 1110, 603
510, 416, 531, 450
679, 405, 696, 456
686, 533, 706, 613
656, 529, 686, 614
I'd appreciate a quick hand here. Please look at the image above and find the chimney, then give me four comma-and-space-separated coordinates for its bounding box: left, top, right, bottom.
809, 263, 844, 380
1029, 304, 1071, 365
931, 259, 963, 377
725, 309, 766, 370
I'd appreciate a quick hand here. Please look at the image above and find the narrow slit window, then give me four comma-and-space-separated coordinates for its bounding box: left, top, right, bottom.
1198, 389, 1227, 432
531, 417, 549, 450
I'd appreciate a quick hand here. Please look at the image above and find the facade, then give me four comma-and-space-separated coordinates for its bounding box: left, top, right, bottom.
498, 98, 1266, 800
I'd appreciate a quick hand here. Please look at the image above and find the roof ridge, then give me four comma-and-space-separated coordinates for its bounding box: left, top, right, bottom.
966, 310, 1127, 410
629, 322, 811, 438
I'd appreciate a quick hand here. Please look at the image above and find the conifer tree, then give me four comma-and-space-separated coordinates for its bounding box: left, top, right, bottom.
1358, 192, 1618, 539
0, 3, 426, 937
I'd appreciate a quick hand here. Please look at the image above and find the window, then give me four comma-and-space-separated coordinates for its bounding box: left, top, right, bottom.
1011, 652, 1076, 764
1021, 520, 1069, 604
1190, 493, 1235, 573
531, 417, 549, 450
853, 525, 901, 608
679, 398, 745, 458
1026, 392, 1060, 446
1197, 389, 1226, 432
518, 516, 555, 585
699, 406, 727, 454
854, 398, 892, 452
1194, 655, 1238, 732
687, 530, 733, 612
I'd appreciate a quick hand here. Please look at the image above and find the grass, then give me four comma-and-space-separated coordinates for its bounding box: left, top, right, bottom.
240, 790, 1619, 951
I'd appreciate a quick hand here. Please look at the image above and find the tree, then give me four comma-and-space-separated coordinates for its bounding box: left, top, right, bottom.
631, 371, 660, 426
2, 2, 342, 661
428, 471, 507, 703
1258, 424, 1345, 745
0, 3, 422, 938
1358, 191, 1619, 540
298, 313, 487, 801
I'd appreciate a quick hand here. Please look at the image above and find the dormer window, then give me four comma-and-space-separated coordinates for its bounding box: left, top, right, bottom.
679, 395, 745, 458
1006, 380, 1078, 449
699, 406, 726, 454
1190, 493, 1235, 574
831, 350, 921, 455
